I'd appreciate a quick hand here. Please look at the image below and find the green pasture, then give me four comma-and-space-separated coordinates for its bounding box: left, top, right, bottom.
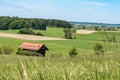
76, 31, 120, 41
0, 37, 94, 55
0, 27, 120, 55
0, 27, 64, 38
0, 28, 120, 79
1, 27, 120, 40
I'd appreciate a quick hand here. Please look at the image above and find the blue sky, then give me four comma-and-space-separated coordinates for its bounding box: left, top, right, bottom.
0, 0, 120, 23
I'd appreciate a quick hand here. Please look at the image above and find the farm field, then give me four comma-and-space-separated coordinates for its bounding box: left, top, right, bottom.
0, 33, 65, 40
0, 27, 120, 55
0, 37, 94, 55
76, 30, 96, 34
0, 27, 65, 38
1, 27, 120, 39
0, 27, 120, 79
0, 53, 120, 80
1, 0, 120, 79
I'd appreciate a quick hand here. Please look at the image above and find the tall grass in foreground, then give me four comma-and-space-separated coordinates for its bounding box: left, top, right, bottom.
1, 29, 120, 80
0, 54, 120, 80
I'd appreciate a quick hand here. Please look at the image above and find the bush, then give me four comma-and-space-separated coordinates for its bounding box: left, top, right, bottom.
93, 42, 104, 56
63, 28, 73, 39
0, 45, 13, 55
71, 30, 76, 33
19, 28, 34, 35
69, 47, 78, 57
35, 32, 44, 36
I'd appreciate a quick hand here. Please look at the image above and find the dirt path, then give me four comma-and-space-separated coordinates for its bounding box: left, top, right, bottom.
76, 30, 96, 34
0, 33, 65, 40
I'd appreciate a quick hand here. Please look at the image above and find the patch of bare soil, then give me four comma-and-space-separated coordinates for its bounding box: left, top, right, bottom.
76, 30, 96, 34
0, 33, 65, 40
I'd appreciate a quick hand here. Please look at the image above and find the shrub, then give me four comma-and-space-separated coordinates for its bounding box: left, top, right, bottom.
0, 45, 13, 55
19, 28, 26, 34
63, 28, 72, 39
71, 30, 76, 33
69, 47, 78, 57
19, 28, 34, 35
93, 42, 104, 56
35, 32, 44, 36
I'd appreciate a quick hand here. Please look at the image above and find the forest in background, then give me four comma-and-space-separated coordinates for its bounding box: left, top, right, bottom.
0, 16, 72, 30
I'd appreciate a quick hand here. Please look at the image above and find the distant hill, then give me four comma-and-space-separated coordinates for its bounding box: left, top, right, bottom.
69, 21, 120, 27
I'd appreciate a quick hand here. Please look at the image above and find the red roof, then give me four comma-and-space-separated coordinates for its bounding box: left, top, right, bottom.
19, 42, 44, 51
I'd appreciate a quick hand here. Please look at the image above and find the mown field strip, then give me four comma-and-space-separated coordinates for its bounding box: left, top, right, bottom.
0, 32, 66, 40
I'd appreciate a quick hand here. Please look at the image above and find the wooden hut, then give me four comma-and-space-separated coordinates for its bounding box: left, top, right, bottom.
19, 42, 48, 56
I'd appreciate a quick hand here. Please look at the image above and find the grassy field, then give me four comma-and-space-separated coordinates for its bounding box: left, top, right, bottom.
0, 37, 95, 55
0, 36, 120, 56
0, 28, 120, 55
1, 27, 120, 40
0, 28, 120, 79
0, 53, 120, 80
0, 27, 65, 38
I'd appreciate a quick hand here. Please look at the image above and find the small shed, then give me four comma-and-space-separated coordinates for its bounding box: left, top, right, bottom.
19, 42, 49, 57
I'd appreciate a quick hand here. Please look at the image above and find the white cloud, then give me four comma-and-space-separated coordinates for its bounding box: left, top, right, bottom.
14, 2, 39, 10
82, 1, 107, 7
0, 0, 120, 23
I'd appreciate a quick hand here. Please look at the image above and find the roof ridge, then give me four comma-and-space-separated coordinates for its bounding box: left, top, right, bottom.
19, 42, 45, 51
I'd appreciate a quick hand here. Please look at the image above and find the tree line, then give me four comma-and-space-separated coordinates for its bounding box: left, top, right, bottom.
0, 16, 72, 30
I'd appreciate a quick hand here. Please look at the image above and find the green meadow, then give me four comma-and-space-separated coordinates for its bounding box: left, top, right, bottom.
0, 27, 64, 38
0, 36, 94, 55
0, 27, 120, 79
0, 27, 120, 55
